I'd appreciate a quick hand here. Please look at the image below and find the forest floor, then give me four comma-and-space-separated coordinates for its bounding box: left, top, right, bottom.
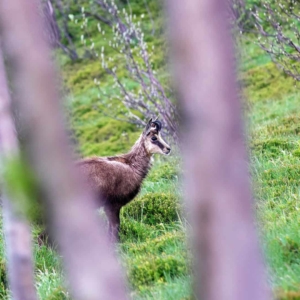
1, 1, 300, 299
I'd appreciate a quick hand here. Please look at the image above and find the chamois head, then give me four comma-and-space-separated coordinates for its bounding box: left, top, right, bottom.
143, 118, 171, 155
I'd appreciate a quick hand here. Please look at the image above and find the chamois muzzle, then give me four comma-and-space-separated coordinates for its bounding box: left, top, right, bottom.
164, 146, 171, 155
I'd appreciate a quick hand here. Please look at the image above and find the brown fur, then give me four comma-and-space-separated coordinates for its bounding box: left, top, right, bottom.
77, 119, 170, 240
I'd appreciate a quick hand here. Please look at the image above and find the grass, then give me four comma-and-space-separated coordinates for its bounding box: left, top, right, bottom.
250, 95, 300, 294
1, 0, 300, 299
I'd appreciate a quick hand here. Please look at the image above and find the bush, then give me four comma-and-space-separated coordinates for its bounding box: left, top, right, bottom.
128, 254, 188, 290
147, 161, 179, 182
126, 231, 185, 256
123, 192, 180, 226
119, 219, 157, 243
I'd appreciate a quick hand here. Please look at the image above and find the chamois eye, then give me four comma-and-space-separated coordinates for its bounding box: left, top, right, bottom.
151, 136, 157, 141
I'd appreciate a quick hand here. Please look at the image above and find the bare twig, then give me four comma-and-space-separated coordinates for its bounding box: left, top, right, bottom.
49, 0, 79, 60
94, 0, 179, 139
41, 0, 178, 139
240, 1, 300, 81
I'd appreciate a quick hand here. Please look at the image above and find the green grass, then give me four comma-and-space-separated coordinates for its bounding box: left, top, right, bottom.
250, 94, 300, 295
242, 36, 300, 298
1, 0, 300, 299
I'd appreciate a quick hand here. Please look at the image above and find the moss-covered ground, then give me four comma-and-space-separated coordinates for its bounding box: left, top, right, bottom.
1, 1, 300, 299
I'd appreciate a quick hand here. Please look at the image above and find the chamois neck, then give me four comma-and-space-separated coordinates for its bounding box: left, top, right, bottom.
125, 135, 152, 178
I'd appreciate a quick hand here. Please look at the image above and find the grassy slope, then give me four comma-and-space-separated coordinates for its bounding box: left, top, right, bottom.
242, 39, 300, 298
0, 2, 300, 300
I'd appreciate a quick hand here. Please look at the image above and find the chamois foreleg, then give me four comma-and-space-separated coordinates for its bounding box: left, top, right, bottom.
104, 205, 121, 242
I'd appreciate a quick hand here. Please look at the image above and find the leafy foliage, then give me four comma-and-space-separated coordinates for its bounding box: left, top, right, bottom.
123, 192, 180, 226
128, 254, 187, 290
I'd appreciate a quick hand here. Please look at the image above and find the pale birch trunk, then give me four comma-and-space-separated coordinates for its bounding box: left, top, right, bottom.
0, 46, 37, 300
0, 0, 127, 299
166, 0, 270, 299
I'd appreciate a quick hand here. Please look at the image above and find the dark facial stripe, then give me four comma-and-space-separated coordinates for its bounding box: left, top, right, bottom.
153, 139, 164, 150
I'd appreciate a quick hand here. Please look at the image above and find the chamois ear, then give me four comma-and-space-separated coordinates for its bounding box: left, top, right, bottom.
144, 118, 162, 135
152, 120, 162, 132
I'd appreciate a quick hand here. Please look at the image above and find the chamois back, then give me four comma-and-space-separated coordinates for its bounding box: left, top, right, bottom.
78, 118, 171, 239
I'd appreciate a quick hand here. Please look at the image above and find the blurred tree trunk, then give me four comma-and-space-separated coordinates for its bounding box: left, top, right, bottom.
0, 47, 37, 300
166, 0, 270, 299
0, 0, 127, 299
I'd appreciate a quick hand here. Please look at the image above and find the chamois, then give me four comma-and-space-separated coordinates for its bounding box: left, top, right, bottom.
77, 119, 171, 240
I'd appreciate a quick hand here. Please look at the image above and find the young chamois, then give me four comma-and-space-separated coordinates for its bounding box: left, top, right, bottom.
77, 119, 171, 240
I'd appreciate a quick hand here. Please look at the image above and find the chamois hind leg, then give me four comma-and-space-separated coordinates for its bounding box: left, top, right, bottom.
104, 205, 121, 242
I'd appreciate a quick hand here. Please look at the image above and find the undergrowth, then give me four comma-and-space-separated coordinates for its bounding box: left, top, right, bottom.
0, 0, 300, 299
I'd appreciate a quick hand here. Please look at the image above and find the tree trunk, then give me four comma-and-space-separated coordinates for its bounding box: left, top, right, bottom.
0, 46, 37, 300
0, 0, 127, 299
166, 0, 270, 299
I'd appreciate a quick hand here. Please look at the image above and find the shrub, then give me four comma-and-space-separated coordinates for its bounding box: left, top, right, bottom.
119, 219, 156, 243
128, 254, 188, 290
147, 161, 179, 182
123, 192, 180, 226
126, 231, 185, 256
